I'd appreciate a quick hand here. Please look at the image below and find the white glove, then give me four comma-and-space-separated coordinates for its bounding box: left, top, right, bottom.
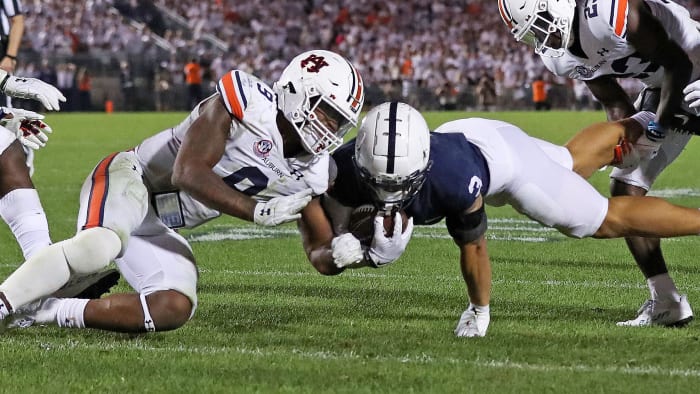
683, 80, 700, 111
0, 70, 66, 111
366, 212, 413, 267
331, 233, 364, 268
253, 188, 312, 226
454, 304, 490, 338
0, 108, 52, 150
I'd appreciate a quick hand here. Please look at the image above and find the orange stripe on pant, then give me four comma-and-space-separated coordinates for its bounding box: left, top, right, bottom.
82, 152, 119, 230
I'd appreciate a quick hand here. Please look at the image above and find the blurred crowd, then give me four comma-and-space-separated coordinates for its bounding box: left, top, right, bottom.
14, 0, 700, 111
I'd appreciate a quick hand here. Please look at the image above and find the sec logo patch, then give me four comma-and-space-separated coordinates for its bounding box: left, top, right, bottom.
254, 139, 273, 158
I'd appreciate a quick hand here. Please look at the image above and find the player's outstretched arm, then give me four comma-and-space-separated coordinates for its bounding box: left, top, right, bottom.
298, 197, 348, 275
173, 96, 311, 225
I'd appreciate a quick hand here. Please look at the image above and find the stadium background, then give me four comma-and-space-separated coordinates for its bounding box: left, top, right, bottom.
18, 0, 700, 114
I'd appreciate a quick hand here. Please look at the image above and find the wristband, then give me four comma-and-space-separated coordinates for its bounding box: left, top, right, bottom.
4, 55, 16, 60
646, 120, 666, 142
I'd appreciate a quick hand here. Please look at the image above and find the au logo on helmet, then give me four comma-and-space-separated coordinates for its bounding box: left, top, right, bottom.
300, 54, 329, 73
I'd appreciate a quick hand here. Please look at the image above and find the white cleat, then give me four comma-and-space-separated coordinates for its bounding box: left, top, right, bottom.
454, 306, 490, 337
8, 268, 119, 329
8, 297, 60, 329
617, 295, 694, 327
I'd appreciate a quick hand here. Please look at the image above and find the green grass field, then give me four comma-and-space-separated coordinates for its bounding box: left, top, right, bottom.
2, 111, 700, 393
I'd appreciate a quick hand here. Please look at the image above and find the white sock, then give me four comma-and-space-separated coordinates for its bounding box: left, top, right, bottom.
0, 188, 51, 259
56, 298, 89, 328
469, 303, 490, 314
647, 273, 681, 301
0, 298, 10, 319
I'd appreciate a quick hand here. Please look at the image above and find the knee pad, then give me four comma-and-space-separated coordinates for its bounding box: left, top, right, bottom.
62, 227, 122, 275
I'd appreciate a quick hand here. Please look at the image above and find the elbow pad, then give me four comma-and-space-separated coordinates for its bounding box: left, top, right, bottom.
446, 205, 487, 244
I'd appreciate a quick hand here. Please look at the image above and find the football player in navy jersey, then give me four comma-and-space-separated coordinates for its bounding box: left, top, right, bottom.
300, 102, 700, 337
499, 0, 700, 327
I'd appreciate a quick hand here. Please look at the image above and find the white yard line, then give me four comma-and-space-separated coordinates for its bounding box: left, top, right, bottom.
9, 339, 700, 378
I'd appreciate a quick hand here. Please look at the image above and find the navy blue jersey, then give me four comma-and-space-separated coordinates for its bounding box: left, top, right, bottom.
330, 132, 490, 225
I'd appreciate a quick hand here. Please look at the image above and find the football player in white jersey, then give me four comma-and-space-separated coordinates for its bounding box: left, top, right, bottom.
0, 70, 65, 259
0, 49, 365, 333
499, 0, 700, 327
302, 102, 700, 337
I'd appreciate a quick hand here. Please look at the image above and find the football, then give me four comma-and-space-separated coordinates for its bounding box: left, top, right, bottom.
348, 204, 409, 245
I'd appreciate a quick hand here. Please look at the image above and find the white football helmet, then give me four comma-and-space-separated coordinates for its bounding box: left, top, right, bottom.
274, 50, 364, 155
354, 102, 431, 213
498, 0, 576, 57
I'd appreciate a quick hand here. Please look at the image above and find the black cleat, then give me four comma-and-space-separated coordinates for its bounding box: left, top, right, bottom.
52, 268, 121, 299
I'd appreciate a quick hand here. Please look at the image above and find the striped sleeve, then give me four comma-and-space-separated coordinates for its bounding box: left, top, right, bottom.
216, 70, 248, 121
609, 0, 629, 38
1, 0, 24, 17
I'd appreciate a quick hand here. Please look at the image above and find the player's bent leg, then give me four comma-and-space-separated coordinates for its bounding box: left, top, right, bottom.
63, 227, 121, 274
0, 227, 121, 313
10, 289, 193, 333
85, 290, 192, 332
111, 230, 198, 332
594, 196, 700, 238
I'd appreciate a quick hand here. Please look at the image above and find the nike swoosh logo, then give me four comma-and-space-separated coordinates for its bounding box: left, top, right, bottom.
674, 114, 689, 125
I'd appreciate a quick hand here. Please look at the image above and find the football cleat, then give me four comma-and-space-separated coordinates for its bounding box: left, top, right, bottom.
616, 295, 694, 327
8, 297, 60, 329
454, 305, 490, 337
52, 268, 120, 299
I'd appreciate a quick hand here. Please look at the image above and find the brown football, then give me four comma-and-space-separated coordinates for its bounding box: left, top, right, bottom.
348, 204, 409, 245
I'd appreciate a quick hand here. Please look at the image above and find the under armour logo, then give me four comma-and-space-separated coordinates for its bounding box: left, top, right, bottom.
597, 48, 609, 56
13, 77, 28, 83
300, 55, 329, 73
290, 169, 304, 181
259, 208, 271, 216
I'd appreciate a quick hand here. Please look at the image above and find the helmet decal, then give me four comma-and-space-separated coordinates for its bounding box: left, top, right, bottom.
300, 54, 330, 73
498, 0, 514, 30
386, 101, 398, 174
347, 60, 363, 114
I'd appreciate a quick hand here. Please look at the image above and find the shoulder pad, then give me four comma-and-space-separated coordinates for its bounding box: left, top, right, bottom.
216, 70, 251, 121
585, 0, 629, 39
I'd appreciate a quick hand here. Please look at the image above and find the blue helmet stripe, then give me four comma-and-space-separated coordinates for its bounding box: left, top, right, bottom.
387, 101, 398, 174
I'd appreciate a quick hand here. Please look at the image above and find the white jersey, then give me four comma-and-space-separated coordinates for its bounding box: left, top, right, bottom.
542, 0, 700, 86
135, 70, 329, 228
